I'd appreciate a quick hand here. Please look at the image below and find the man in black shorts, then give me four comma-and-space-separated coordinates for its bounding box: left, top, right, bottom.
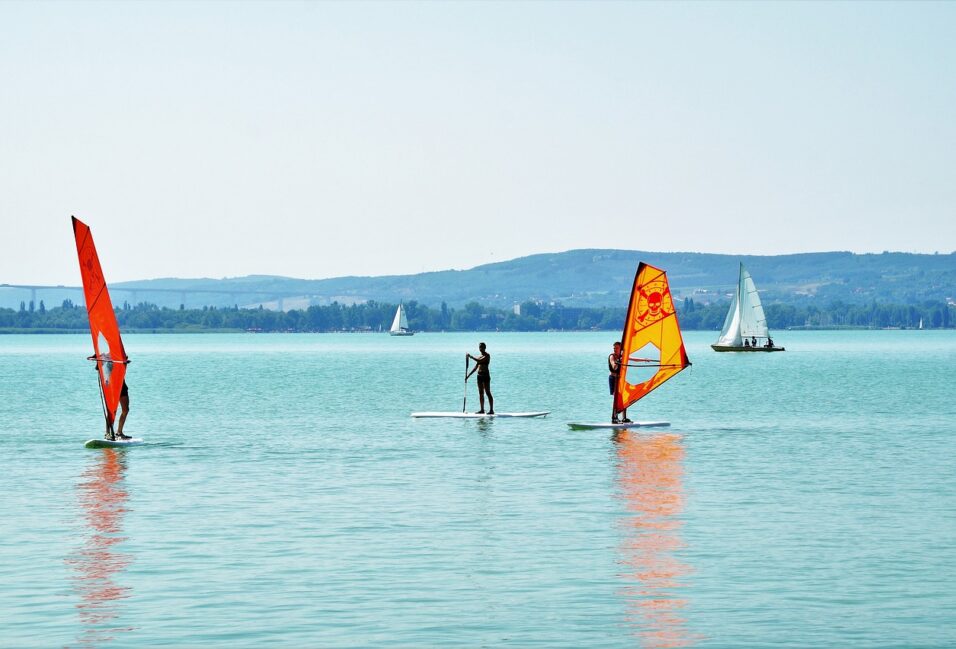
609, 341, 631, 424
466, 342, 494, 415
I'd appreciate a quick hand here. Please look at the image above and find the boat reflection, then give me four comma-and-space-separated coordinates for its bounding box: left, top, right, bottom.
614, 430, 700, 648
66, 449, 135, 646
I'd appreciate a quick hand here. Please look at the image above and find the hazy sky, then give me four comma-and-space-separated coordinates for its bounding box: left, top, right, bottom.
2, 1, 954, 284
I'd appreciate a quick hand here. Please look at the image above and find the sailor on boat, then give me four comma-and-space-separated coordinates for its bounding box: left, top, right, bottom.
609, 341, 632, 424
465, 343, 494, 414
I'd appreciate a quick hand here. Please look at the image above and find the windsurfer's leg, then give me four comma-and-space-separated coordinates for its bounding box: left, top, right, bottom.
486, 384, 494, 415
117, 395, 130, 437
476, 381, 485, 413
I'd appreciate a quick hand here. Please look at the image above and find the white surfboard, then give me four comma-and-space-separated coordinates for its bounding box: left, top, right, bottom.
567, 421, 670, 430
411, 411, 550, 419
84, 437, 145, 448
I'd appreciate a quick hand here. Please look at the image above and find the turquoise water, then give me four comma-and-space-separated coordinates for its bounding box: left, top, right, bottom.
1, 331, 955, 647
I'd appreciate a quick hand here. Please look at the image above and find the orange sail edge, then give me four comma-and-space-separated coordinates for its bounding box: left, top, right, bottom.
614, 262, 691, 414
72, 216, 129, 429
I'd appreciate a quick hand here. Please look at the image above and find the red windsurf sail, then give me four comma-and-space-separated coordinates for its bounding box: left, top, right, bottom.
614, 263, 690, 415
72, 216, 128, 431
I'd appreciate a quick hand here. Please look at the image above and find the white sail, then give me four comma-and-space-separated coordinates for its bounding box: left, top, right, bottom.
390, 304, 411, 334
390, 304, 404, 332
715, 263, 770, 346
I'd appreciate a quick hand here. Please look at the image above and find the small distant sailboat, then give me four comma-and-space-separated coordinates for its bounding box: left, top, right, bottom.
568, 262, 691, 429
72, 217, 141, 447
389, 303, 414, 336
711, 263, 784, 352
919, 318, 924, 330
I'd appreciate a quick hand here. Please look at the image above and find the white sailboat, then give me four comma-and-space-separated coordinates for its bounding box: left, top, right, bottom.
389, 303, 414, 336
711, 263, 784, 352
919, 318, 924, 330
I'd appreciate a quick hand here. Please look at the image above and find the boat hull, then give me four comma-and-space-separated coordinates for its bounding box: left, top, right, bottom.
389, 331, 415, 336
711, 345, 785, 352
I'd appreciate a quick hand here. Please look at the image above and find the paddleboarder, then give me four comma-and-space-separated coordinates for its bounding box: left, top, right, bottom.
466, 342, 494, 414
609, 341, 632, 424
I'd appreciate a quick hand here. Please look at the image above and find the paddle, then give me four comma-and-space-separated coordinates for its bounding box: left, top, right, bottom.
462, 354, 470, 413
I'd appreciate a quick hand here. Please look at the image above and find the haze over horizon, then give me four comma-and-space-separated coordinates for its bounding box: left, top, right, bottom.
2, 1, 954, 285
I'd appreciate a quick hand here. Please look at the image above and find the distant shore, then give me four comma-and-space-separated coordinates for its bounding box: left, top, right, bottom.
3, 326, 952, 335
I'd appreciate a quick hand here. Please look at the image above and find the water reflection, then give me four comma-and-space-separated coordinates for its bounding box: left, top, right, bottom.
614, 431, 700, 648
66, 449, 135, 646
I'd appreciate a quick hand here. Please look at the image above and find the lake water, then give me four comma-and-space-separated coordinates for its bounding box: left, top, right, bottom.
1, 330, 955, 647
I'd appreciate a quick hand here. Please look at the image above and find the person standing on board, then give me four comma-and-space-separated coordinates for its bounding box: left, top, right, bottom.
95, 366, 132, 440
116, 380, 131, 439
466, 342, 494, 414
609, 341, 632, 424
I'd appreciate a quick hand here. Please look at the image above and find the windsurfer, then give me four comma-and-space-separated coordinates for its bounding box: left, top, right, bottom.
609, 342, 632, 424
465, 343, 494, 414
116, 381, 130, 439
95, 364, 131, 440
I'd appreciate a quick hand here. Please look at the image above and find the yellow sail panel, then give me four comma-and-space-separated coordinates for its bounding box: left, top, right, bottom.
614, 263, 690, 414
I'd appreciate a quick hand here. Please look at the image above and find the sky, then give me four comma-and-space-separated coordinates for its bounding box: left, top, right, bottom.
1, 1, 954, 285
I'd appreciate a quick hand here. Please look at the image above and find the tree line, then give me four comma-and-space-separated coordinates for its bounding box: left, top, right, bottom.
0, 297, 952, 333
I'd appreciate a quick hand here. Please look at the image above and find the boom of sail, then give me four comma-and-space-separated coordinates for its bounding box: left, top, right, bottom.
614, 263, 691, 415
712, 263, 784, 352
389, 303, 414, 336
72, 216, 129, 432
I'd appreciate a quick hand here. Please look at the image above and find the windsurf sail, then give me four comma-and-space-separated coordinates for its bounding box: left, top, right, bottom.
72, 216, 129, 434
614, 263, 690, 415
715, 263, 769, 347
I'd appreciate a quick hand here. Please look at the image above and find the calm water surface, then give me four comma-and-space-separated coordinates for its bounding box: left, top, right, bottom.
1, 331, 954, 647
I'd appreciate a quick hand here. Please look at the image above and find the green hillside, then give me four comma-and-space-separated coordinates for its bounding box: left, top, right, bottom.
3, 249, 955, 310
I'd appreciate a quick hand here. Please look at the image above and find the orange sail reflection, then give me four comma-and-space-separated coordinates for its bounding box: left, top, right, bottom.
66, 449, 135, 646
614, 431, 701, 648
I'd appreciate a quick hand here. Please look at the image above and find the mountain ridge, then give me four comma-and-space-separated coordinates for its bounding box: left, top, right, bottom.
3, 249, 955, 310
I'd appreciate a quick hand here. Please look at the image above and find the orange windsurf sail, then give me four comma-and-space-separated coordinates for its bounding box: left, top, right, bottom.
72, 216, 129, 431
614, 263, 690, 414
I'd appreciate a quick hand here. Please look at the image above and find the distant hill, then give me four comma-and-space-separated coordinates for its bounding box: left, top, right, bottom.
4, 249, 956, 310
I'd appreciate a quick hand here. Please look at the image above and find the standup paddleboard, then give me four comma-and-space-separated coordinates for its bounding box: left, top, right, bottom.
412, 411, 550, 419
85, 437, 144, 448
567, 421, 670, 430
